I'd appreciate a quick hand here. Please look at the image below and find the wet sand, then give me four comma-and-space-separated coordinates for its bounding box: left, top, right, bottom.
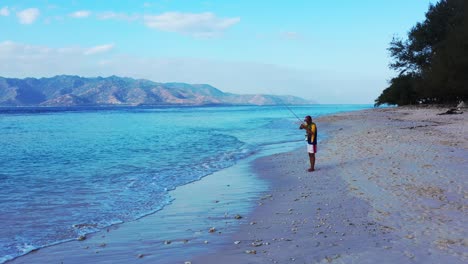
9, 107, 468, 263
7, 155, 270, 264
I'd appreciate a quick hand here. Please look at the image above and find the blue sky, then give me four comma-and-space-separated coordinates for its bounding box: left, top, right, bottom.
0, 0, 436, 103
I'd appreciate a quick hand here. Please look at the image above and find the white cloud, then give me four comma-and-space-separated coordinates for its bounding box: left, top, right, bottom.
0, 41, 111, 58
94, 11, 240, 38
84, 44, 115, 55
16, 8, 40, 24
0, 6, 10, 16
0, 41, 122, 85
280, 31, 301, 40
97, 11, 139, 21
70, 10, 91, 18
143, 12, 240, 37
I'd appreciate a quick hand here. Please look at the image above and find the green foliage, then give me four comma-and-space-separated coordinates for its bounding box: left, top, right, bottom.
376, 0, 468, 106
375, 74, 419, 106
424, 2, 468, 103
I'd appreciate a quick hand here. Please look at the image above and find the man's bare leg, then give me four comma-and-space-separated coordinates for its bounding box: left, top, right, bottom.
308, 153, 315, 172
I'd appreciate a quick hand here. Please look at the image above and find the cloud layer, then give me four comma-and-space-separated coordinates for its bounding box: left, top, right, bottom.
3, 5, 240, 37
70, 10, 91, 18
144, 12, 240, 37
97, 11, 139, 21
16, 8, 40, 24
84, 44, 115, 55
0, 41, 382, 103
0, 6, 9, 16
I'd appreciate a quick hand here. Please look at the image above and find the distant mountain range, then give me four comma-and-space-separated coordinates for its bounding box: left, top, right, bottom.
0, 75, 313, 107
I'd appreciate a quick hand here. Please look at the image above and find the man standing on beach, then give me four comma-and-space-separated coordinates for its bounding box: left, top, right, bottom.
299, 115, 317, 172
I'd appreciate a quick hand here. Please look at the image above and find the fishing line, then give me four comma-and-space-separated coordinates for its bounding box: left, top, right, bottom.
265, 87, 303, 123
282, 103, 303, 123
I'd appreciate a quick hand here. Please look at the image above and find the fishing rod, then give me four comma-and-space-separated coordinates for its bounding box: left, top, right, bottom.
265, 87, 304, 123
281, 101, 303, 123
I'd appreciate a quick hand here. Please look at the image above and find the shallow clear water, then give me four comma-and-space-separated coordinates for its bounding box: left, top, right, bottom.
0, 104, 371, 262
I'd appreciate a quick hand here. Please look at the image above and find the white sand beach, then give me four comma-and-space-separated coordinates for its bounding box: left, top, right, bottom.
191, 107, 467, 264
9, 107, 467, 264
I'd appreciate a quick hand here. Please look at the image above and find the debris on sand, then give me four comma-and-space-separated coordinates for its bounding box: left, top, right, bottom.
438, 108, 463, 115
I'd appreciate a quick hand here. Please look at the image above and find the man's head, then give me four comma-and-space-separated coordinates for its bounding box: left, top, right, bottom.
304, 115, 312, 124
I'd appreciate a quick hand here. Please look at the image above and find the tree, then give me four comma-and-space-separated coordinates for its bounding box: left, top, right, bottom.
376, 0, 467, 106
423, 1, 468, 103
375, 74, 419, 106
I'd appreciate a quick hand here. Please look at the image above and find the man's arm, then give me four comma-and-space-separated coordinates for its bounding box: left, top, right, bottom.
300, 123, 312, 135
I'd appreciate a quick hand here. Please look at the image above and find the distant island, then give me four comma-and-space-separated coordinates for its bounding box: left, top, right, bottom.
0, 75, 313, 107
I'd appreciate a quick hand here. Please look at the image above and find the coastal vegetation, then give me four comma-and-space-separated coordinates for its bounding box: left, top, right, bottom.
375, 0, 468, 106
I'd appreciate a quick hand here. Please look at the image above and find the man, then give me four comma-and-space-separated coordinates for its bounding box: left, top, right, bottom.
299, 115, 317, 172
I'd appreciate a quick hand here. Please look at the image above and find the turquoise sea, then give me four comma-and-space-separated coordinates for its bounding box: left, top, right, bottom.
0, 104, 371, 263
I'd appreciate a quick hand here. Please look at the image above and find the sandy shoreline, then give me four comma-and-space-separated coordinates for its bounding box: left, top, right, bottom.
7, 152, 270, 264
191, 107, 467, 263
8, 107, 467, 263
